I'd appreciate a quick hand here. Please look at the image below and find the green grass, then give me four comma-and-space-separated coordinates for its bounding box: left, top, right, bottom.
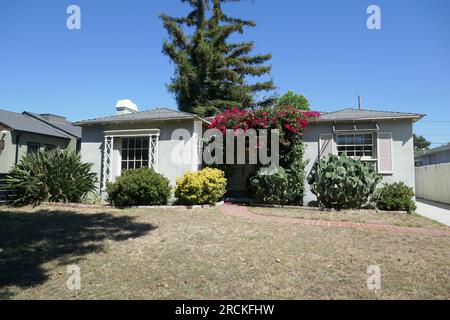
0, 205, 449, 300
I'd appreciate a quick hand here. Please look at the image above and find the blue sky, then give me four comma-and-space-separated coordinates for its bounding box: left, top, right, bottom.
0, 0, 449, 145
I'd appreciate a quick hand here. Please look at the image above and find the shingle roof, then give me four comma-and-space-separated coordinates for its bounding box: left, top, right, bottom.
24, 112, 82, 138
0, 109, 70, 139
416, 144, 450, 157
316, 108, 424, 122
74, 108, 208, 126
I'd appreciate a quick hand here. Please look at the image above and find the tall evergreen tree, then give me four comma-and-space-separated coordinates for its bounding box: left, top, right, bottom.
160, 0, 276, 116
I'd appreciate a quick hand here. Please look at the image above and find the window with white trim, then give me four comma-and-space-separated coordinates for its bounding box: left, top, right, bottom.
336, 133, 374, 159
121, 137, 149, 170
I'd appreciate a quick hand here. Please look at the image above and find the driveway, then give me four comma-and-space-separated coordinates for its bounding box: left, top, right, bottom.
416, 198, 450, 226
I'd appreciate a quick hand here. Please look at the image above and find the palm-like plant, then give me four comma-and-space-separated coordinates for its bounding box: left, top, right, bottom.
3, 148, 97, 206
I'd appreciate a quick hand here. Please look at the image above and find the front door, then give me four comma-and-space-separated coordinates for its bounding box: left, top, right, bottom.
226, 165, 257, 198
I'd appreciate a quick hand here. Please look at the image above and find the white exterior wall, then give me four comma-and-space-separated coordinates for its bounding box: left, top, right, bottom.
80, 119, 203, 195
303, 120, 416, 205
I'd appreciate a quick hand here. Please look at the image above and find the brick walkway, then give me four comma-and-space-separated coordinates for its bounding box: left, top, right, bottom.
219, 204, 450, 237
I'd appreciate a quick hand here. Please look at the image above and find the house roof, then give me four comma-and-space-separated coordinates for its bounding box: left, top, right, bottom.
24, 111, 82, 139
0, 109, 71, 139
74, 108, 208, 126
315, 108, 424, 122
416, 144, 450, 158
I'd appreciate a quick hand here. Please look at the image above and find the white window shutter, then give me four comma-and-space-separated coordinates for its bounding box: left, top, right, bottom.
319, 134, 334, 158
377, 132, 393, 174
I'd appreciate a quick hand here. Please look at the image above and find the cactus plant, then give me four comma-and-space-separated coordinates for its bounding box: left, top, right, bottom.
307, 155, 382, 210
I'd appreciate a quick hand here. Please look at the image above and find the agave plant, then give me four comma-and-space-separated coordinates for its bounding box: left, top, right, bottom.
307, 155, 382, 210
3, 148, 97, 206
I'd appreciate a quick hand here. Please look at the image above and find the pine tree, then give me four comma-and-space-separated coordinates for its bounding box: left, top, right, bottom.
160, 0, 275, 116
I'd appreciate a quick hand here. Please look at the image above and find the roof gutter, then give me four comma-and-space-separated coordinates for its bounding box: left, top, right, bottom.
74, 115, 210, 126
13, 129, 71, 140
314, 115, 425, 123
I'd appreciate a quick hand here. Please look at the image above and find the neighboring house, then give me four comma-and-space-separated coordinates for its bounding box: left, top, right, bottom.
74, 100, 207, 196
415, 144, 450, 167
302, 108, 424, 205
0, 109, 81, 175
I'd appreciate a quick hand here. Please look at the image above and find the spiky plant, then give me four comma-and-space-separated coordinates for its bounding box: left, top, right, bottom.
308, 155, 382, 210
3, 148, 97, 206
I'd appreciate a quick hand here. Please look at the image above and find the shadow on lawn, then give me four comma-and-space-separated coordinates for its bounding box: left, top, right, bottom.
0, 208, 156, 298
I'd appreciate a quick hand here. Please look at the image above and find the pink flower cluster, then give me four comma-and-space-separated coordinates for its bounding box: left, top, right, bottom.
208, 106, 320, 142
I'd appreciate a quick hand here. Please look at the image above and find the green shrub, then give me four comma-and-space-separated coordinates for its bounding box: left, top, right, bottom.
4, 148, 97, 206
250, 139, 307, 205
251, 166, 302, 205
307, 155, 382, 210
175, 168, 227, 205
279, 139, 307, 204
375, 182, 417, 213
106, 168, 171, 207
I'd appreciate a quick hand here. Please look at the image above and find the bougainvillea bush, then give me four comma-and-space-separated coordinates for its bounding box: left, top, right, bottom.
208, 105, 320, 146
208, 105, 319, 205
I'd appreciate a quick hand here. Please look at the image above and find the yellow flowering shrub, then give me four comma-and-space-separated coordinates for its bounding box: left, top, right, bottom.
175, 168, 227, 205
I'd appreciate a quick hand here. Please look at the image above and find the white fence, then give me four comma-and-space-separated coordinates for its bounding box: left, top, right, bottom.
415, 163, 450, 204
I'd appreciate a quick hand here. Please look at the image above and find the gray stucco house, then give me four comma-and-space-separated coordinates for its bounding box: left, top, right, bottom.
75, 102, 423, 204
415, 144, 450, 167
74, 100, 207, 196
0, 109, 81, 175
302, 108, 423, 204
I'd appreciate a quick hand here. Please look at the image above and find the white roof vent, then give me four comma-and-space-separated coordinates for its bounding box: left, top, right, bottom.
115, 99, 139, 115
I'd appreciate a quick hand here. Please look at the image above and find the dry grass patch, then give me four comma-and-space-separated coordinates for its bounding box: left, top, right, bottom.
249, 206, 447, 229
0, 205, 449, 300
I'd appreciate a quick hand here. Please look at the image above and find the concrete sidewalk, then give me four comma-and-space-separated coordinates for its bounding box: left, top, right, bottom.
416, 199, 450, 226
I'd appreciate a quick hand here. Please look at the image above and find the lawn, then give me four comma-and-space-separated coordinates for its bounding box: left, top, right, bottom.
0, 205, 449, 300
248, 207, 446, 229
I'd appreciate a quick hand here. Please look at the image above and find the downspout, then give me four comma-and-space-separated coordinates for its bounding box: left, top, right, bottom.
15, 133, 21, 164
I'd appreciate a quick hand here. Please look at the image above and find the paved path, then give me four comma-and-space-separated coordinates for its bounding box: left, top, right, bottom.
219, 204, 450, 237
416, 199, 450, 226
